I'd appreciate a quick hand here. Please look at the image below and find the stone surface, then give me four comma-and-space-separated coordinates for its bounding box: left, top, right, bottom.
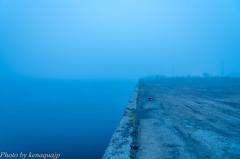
136, 78, 240, 159
102, 85, 138, 159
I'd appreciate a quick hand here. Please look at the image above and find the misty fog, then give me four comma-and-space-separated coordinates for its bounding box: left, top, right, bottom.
1, 0, 240, 80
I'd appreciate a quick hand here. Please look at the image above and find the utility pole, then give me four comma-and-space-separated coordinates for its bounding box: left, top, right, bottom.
221, 60, 224, 77
171, 66, 174, 77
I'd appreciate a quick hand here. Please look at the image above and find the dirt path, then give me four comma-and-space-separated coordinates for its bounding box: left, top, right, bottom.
135, 78, 240, 159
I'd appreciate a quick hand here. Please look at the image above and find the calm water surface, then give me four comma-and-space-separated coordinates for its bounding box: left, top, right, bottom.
0, 80, 137, 159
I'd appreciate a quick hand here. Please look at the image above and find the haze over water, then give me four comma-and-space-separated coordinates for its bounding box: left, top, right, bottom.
1, 0, 240, 79
0, 0, 240, 159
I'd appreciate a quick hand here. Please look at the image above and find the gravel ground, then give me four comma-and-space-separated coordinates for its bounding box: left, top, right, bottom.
135, 78, 240, 159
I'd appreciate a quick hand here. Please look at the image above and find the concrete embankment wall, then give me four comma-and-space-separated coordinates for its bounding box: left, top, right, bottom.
102, 84, 138, 159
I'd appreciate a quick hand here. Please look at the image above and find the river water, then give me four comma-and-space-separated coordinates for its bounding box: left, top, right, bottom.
0, 79, 137, 159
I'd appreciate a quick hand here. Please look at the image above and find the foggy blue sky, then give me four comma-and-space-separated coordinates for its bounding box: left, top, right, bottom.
0, 0, 240, 79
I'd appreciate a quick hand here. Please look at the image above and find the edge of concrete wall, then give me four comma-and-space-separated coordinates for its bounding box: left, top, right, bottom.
102, 84, 139, 159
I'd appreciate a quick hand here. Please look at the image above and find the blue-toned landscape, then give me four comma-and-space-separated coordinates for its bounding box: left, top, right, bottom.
1, 0, 240, 158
